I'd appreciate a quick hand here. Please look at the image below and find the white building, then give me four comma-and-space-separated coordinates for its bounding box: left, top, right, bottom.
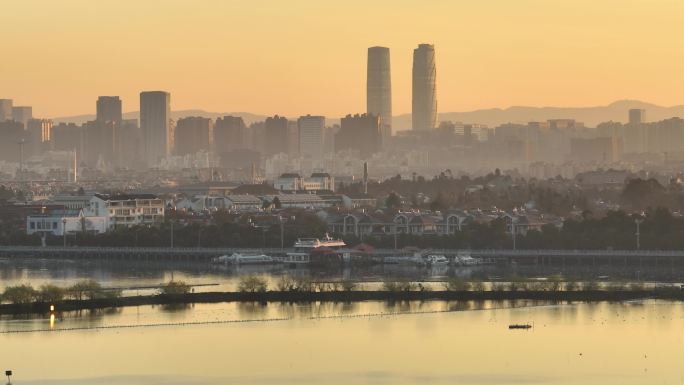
27, 208, 107, 236
89, 193, 165, 230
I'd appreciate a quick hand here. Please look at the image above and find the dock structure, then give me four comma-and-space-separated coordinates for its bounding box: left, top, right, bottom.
0, 246, 683, 265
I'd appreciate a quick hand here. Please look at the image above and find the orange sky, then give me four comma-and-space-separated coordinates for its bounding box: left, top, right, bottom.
3, 0, 684, 118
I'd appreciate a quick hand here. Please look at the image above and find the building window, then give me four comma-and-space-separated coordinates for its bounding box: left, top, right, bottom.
30, 222, 35, 229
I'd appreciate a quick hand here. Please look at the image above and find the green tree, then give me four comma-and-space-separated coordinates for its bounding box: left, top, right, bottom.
385, 192, 401, 210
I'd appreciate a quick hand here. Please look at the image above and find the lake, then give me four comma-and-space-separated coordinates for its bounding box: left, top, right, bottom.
1, 258, 684, 384
1, 299, 683, 384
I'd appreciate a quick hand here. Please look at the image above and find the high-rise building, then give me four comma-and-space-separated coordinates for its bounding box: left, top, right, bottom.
174, 116, 213, 156
0, 120, 27, 162
335, 113, 381, 158
51, 123, 82, 155
96, 96, 122, 124
298, 115, 325, 160
287, 120, 299, 157
629, 109, 645, 125
367, 46, 392, 144
140, 91, 171, 167
412, 44, 437, 131
26, 119, 53, 157
0, 99, 13, 122
117, 119, 144, 168
12, 106, 32, 126
214, 116, 246, 153
264, 115, 289, 156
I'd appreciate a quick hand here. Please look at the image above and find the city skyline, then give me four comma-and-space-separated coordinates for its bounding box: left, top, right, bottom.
4, 1, 684, 118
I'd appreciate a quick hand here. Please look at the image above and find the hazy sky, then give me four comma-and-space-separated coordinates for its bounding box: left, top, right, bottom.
3, 0, 684, 118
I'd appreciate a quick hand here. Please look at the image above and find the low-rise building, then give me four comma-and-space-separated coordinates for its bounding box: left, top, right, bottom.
89, 193, 165, 229
26, 208, 107, 236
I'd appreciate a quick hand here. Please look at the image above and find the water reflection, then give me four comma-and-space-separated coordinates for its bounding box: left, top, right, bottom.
2, 300, 684, 385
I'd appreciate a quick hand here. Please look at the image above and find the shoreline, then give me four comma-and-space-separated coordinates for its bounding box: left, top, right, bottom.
1, 289, 680, 315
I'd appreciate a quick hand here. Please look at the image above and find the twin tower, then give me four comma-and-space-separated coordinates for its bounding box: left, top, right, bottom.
367, 44, 437, 139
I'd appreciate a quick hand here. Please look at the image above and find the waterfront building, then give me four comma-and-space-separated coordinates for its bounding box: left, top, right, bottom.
26, 208, 108, 236
89, 193, 165, 230
412, 44, 437, 131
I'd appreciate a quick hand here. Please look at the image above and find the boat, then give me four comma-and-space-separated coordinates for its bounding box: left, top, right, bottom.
425, 254, 449, 266
212, 253, 274, 265
281, 234, 346, 265
508, 324, 533, 329
453, 250, 484, 266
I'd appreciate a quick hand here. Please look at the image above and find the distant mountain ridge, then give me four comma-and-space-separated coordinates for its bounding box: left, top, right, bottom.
52, 100, 684, 129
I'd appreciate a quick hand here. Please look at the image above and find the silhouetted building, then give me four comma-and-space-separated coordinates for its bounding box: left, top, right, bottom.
412, 44, 437, 131
0, 120, 26, 162
175, 116, 213, 156
264, 115, 288, 156
117, 119, 144, 168
12, 106, 32, 126
0, 99, 12, 122
82, 120, 117, 167
214, 116, 246, 153
335, 113, 381, 158
96, 96, 122, 124
140, 91, 171, 167
367, 46, 392, 144
629, 108, 645, 124
51, 123, 82, 154
26, 119, 53, 157
298, 115, 325, 160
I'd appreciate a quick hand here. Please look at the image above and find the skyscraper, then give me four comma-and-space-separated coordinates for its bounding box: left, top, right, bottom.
96, 96, 122, 123
367, 46, 392, 144
412, 44, 437, 131
0, 99, 13, 122
298, 115, 325, 161
140, 91, 171, 167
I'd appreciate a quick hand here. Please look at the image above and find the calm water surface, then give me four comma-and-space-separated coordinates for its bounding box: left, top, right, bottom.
1, 300, 683, 384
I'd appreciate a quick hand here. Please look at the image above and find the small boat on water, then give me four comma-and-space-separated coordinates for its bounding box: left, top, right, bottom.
453, 250, 485, 266
508, 324, 533, 329
212, 253, 274, 265
425, 254, 449, 266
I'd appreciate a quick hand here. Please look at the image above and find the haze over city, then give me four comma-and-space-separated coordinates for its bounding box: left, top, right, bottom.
4, 0, 684, 118
5, 2, 684, 385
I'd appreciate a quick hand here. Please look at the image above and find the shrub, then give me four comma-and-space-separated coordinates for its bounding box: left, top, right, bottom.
238, 275, 268, 293
160, 280, 191, 295
443, 278, 470, 291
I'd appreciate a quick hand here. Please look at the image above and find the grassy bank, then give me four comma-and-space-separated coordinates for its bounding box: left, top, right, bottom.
2, 288, 683, 316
